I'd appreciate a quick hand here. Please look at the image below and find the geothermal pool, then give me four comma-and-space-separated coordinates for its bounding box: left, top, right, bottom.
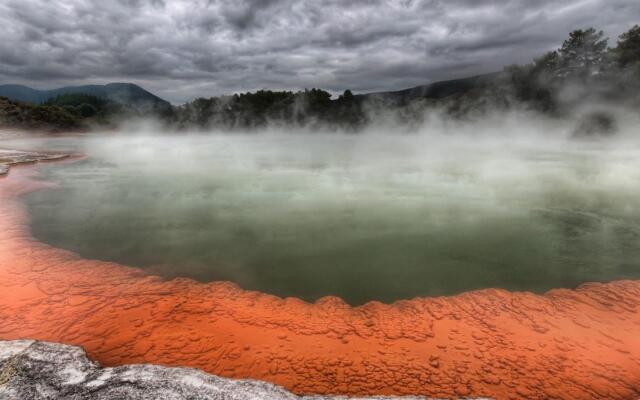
8, 132, 640, 304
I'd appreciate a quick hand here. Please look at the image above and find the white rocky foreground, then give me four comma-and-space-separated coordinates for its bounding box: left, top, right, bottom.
1, 340, 485, 400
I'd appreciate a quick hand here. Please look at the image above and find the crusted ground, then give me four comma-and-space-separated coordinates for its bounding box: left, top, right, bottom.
0, 340, 439, 400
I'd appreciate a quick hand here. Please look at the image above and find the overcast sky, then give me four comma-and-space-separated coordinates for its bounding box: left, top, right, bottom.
1, 0, 638, 103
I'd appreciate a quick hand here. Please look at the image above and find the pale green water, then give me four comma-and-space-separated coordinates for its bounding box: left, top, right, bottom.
10, 133, 640, 304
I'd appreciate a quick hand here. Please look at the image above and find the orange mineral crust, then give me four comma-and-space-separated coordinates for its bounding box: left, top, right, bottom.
1, 165, 640, 400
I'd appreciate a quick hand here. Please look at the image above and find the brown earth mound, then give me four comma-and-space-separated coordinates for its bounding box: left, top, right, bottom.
1, 165, 639, 399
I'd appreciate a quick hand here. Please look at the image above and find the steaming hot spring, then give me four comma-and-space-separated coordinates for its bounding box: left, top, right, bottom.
2, 126, 640, 399
5, 129, 640, 305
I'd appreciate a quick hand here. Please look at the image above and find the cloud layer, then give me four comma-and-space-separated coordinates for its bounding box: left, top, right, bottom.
1, 0, 638, 103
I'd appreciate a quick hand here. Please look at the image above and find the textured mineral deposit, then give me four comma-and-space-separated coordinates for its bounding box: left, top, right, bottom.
0, 163, 639, 399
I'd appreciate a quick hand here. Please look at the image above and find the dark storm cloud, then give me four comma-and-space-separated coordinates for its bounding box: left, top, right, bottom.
1, 0, 638, 103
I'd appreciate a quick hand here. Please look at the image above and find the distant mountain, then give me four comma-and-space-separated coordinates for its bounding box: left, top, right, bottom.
0, 83, 171, 113
359, 72, 505, 105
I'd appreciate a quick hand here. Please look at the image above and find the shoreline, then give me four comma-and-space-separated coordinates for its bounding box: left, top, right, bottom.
0, 160, 639, 399
0, 148, 70, 176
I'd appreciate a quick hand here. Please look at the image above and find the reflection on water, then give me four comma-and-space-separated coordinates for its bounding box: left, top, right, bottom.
7, 133, 640, 304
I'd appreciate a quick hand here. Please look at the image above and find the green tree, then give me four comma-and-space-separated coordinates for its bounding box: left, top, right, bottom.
533, 51, 561, 73
62, 105, 79, 116
78, 103, 97, 118
303, 88, 332, 115
614, 25, 640, 67
341, 89, 354, 100
558, 28, 608, 76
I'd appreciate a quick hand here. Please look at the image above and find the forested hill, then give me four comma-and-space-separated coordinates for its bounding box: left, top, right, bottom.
0, 83, 171, 113
0, 88, 172, 132
0, 83, 173, 131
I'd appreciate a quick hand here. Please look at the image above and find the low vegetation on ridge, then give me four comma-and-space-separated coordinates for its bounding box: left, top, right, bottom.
0, 97, 82, 132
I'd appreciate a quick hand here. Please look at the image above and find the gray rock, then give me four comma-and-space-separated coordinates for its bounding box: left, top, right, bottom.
1, 340, 481, 400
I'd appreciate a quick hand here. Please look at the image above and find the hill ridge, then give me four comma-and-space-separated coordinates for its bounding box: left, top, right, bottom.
0, 82, 171, 112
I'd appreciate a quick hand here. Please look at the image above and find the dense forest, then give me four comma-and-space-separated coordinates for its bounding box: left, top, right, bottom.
1, 25, 639, 133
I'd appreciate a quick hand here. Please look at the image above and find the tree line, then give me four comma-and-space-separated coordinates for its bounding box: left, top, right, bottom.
171, 24, 639, 131
506, 25, 640, 113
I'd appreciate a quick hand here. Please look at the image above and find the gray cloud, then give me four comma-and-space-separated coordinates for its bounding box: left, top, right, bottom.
0, 0, 638, 103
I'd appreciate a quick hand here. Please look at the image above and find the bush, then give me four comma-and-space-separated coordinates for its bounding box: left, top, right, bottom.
78, 103, 97, 118
572, 111, 617, 138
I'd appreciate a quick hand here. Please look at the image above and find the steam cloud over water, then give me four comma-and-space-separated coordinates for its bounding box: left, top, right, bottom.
7, 113, 640, 304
